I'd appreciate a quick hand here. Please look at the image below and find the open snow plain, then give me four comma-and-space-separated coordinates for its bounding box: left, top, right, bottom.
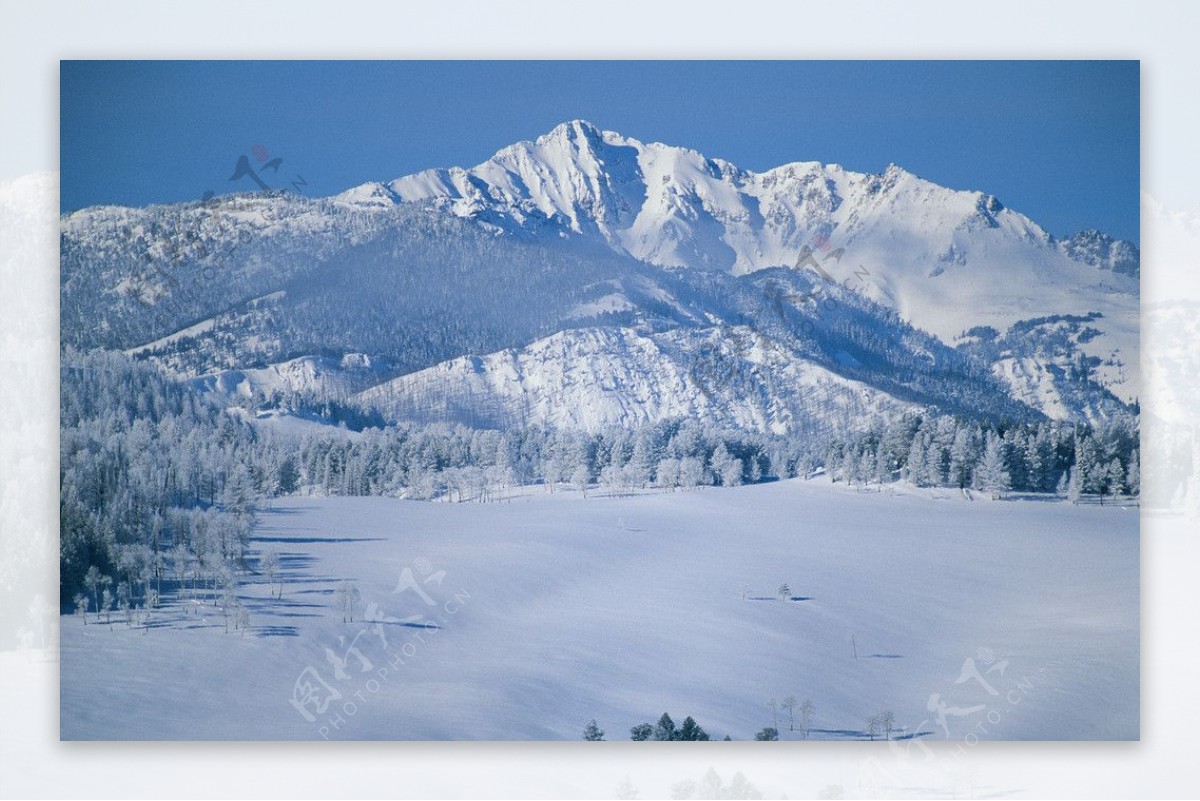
60, 479, 1138, 741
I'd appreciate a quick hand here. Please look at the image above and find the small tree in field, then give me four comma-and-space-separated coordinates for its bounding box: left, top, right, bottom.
222, 586, 237, 633
73, 593, 88, 624
865, 715, 881, 741
799, 699, 815, 739
116, 581, 132, 627
583, 720, 605, 741
781, 696, 797, 731
777, 583, 791, 601
83, 566, 105, 620
880, 710, 895, 740
571, 464, 590, 497
260, 549, 281, 598
336, 580, 361, 623
754, 727, 779, 741
629, 723, 653, 741
101, 587, 114, 625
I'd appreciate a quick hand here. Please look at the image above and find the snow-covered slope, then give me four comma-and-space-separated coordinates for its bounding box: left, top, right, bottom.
190, 354, 381, 403
357, 326, 917, 436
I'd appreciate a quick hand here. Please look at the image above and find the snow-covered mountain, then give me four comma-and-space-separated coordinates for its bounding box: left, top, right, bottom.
60, 121, 1140, 433
380, 120, 1140, 403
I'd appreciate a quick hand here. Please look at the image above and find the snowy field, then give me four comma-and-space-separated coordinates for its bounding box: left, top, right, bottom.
59, 479, 1138, 741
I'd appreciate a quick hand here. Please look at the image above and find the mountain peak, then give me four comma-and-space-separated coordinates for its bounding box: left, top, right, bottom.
542, 119, 604, 141
1059, 229, 1140, 277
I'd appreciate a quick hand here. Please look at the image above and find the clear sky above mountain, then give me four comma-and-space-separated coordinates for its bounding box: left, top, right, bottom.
60, 60, 1139, 243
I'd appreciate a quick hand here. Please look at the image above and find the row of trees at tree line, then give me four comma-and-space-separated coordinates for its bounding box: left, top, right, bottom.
272, 413, 1138, 502
823, 412, 1139, 500
60, 347, 1140, 605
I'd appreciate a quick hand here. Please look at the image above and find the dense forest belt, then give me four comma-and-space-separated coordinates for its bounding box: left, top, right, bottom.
60, 348, 1139, 608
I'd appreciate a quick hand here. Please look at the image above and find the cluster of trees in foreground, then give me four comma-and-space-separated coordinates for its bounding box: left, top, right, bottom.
584, 698, 901, 744
60, 347, 1140, 605
582, 713, 717, 742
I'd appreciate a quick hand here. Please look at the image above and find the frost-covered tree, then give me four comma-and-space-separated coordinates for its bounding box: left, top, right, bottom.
83, 567, 105, 619
627, 435, 653, 489
678, 457, 705, 490
600, 463, 626, 497
235, 602, 250, 635
905, 432, 931, 487
754, 727, 779, 741
542, 449, 564, 492
781, 696, 797, 731
656, 457, 680, 491
865, 714, 881, 741
629, 723, 653, 741
721, 456, 744, 488
949, 428, 976, 489
570, 463, 591, 497
880, 710, 895, 740
335, 580, 361, 623
799, 699, 815, 739
260, 549, 281, 599
582, 719, 605, 741
1126, 449, 1140, 496
1067, 465, 1082, 504
101, 587, 114, 625
116, 581, 132, 627
975, 432, 1011, 498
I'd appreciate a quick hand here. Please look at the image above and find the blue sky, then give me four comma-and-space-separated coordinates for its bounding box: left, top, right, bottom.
60, 60, 1140, 242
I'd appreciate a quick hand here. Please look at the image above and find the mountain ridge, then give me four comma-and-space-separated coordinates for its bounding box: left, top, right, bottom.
59, 121, 1140, 433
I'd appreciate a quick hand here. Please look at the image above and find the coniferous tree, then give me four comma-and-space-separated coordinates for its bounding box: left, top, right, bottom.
677, 716, 709, 741
652, 713, 677, 741
975, 432, 1011, 498
629, 723, 652, 741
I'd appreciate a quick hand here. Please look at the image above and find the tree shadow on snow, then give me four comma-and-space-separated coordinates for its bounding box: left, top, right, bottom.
369, 619, 442, 630
253, 536, 386, 544
253, 625, 300, 637
811, 727, 933, 741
